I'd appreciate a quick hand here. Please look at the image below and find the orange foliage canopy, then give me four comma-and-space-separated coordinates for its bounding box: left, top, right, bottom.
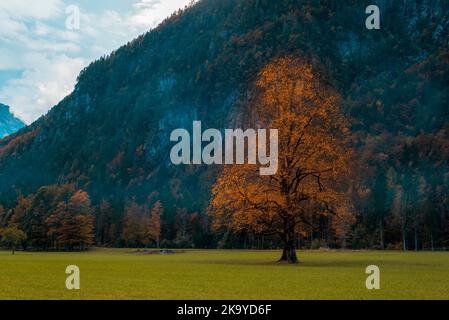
208, 57, 355, 262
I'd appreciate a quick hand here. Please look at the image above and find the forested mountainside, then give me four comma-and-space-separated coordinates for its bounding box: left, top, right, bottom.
0, 0, 448, 249
0, 104, 24, 139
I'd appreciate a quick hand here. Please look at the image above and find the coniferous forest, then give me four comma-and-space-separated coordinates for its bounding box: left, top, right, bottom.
1, 0, 449, 253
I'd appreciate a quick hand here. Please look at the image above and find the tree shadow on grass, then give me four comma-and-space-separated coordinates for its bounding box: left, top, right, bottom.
193, 258, 418, 269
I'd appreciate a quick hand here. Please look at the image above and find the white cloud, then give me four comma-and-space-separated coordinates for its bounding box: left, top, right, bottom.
0, 0, 193, 124
0, 53, 85, 123
0, 0, 64, 20
0, 13, 28, 42
128, 0, 192, 28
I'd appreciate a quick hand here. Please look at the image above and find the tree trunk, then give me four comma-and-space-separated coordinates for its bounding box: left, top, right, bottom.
430, 233, 434, 251
414, 227, 418, 251
278, 217, 299, 264
310, 228, 314, 249
402, 227, 407, 251
379, 220, 384, 250
279, 244, 298, 264
279, 229, 298, 263
12, 247, 15, 255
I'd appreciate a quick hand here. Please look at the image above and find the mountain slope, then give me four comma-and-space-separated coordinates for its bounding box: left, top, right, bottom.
0, 0, 448, 220
0, 104, 24, 139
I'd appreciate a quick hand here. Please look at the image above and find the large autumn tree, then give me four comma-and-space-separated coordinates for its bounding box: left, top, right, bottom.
208, 57, 354, 263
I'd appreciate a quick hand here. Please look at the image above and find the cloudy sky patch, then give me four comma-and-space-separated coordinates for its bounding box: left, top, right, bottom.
0, 0, 192, 124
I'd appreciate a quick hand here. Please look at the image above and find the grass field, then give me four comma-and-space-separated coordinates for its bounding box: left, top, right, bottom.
0, 248, 448, 300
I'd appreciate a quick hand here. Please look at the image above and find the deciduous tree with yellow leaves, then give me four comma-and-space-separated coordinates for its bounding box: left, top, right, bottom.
208, 57, 354, 263
148, 200, 163, 248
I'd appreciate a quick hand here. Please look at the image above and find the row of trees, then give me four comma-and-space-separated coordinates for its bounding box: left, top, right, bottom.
0, 185, 94, 251
122, 200, 163, 248
352, 161, 449, 251
1, 172, 447, 257
0, 189, 166, 252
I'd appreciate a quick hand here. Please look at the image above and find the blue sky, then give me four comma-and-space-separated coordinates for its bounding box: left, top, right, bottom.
0, 0, 193, 124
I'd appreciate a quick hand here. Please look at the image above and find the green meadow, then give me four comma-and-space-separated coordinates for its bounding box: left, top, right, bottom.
0, 249, 448, 300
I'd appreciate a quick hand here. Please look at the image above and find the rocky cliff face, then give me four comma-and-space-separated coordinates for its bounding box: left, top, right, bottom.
0, 104, 24, 139
0, 0, 448, 215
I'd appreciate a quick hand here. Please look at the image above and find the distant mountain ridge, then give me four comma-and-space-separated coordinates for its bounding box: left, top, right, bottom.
0, 103, 24, 138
